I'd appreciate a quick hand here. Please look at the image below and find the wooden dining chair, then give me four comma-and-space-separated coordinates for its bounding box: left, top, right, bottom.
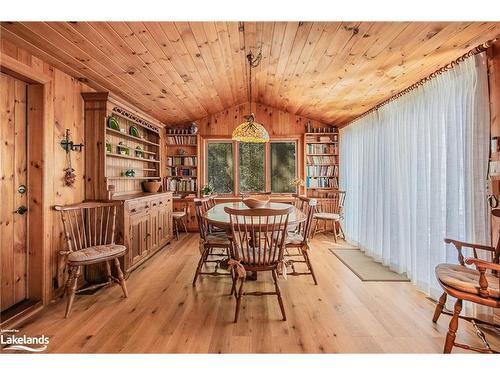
433, 234, 499, 353
225, 205, 293, 323
172, 201, 188, 240
284, 196, 318, 284
313, 191, 346, 242
54, 201, 128, 318
192, 197, 231, 287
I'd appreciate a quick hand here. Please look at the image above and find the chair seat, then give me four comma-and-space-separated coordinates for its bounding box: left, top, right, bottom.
206, 232, 230, 246
172, 211, 187, 219
68, 244, 126, 264
314, 212, 340, 220
435, 263, 499, 299
285, 232, 304, 245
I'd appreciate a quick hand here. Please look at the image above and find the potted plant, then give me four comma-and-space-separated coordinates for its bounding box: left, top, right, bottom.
201, 184, 214, 196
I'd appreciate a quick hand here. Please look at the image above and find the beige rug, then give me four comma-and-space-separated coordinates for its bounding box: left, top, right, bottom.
329, 247, 410, 282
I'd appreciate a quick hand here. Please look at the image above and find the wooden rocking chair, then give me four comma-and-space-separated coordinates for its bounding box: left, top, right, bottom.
54, 201, 128, 318
433, 231, 500, 353
312, 191, 346, 242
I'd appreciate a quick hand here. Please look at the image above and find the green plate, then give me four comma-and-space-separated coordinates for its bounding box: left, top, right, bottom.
107, 116, 120, 130
129, 126, 140, 137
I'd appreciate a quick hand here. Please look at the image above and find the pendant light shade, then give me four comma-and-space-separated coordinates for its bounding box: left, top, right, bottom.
232, 113, 269, 143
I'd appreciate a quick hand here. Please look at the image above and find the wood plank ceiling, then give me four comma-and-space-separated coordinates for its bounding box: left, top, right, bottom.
2, 22, 500, 126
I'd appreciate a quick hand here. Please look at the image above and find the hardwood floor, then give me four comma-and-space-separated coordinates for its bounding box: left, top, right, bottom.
7, 233, 498, 353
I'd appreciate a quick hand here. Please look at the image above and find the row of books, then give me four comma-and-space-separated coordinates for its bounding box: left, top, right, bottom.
306, 144, 338, 154
306, 155, 338, 165
306, 134, 339, 142
166, 135, 197, 145
165, 177, 197, 192
166, 167, 197, 177
166, 156, 197, 166
306, 176, 339, 188
306, 165, 339, 177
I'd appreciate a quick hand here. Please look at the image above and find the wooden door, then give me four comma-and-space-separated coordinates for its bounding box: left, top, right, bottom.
1, 73, 28, 312
157, 205, 172, 243
149, 209, 160, 250
129, 213, 148, 265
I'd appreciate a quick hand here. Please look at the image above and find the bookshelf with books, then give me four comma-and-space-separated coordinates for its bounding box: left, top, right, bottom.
304, 131, 340, 197
164, 128, 200, 197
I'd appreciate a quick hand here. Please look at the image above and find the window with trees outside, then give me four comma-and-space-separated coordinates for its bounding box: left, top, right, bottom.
205, 140, 297, 195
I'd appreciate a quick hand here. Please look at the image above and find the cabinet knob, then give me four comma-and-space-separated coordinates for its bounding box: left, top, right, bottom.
131, 208, 137, 213
153, 203, 157, 207
145, 205, 150, 209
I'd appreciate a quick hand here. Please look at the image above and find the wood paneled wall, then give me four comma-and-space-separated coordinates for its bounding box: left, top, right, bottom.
1, 37, 94, 299
196, 101, 328, 137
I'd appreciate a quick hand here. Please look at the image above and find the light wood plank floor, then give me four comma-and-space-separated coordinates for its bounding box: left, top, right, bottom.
9, 233, 499, 353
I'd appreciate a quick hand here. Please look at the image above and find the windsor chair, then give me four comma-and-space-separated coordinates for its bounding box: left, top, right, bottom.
54, 201, 128, 318
225, 205, 292, 323
313, 191, 346, 241
284, 196, 318, 284
192, 197, 231, 287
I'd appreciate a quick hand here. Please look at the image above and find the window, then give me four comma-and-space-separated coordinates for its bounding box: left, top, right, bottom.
238, 143, 265, 192
207, 142, 234, 194
270, 142, 296, 193
205, 139, 298, 195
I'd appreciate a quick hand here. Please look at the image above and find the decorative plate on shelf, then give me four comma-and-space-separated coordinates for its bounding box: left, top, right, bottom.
107, 116, 120, 130
129, 126, 140, 137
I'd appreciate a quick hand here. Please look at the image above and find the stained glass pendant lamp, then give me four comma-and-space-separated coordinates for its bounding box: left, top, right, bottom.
232, 46, 269, 143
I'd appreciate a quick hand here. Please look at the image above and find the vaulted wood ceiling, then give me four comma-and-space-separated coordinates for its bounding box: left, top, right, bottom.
2, 22, 500, 126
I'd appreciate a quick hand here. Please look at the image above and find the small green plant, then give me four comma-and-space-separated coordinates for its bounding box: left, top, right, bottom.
201, 184, 214, 196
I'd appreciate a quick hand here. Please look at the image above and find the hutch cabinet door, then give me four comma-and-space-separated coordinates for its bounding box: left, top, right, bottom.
129, 213, 148, 264
148, 208, 160, 250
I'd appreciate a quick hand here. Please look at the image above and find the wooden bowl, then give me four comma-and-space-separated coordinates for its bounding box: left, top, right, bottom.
242, 197, 270, 209
143, 181, 161, 193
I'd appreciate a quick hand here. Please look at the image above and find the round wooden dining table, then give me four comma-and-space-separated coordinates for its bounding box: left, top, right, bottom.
203, 201, 306, 230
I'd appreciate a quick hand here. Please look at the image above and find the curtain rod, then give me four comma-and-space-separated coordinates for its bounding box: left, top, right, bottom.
343, 38, 497, 127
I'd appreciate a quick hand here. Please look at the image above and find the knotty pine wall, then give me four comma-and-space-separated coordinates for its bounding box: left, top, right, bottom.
1, 38, 94, 298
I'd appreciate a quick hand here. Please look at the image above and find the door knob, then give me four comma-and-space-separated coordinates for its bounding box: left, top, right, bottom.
14, 206, 27, 215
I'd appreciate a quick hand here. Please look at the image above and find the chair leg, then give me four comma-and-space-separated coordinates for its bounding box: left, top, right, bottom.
105, 260, 112, 282
234, 277, 245, 323
302, 247, 318, 285
432, 292, 447, 323
114, 258, 128, 298
174, 219, 179, 240
312, 219, 318, 238
332, 220, 338, 242
192, 246, 209, 287
272, 269, 286, 321
63, 265, 74, 297
182, 217, 188, 233
443, 298, 462, 353
337, 221, 346, 240
65, 266, 81, 318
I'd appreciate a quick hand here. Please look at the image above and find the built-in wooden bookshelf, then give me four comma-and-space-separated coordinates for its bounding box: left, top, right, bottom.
304, 132, 339, 197
164, 129, 200, 196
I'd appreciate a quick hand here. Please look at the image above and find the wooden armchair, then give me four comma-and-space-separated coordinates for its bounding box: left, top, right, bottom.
224, 206, 292, 322
313, 191, 346, 241
433, 237, 499, 353
54, 201, 128, 318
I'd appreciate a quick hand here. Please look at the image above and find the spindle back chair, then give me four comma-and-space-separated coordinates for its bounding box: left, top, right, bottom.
284, 196, 319, 284
192, 198, 231, 287
313, 191, 346, 241
54, 201, 128, 318
224, 206, 292, 322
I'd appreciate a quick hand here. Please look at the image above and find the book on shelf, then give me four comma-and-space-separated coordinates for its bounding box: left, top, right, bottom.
166, 167, 197, 177
166, 177, 197, 192
307, 144, 338, 154
306, 165, 338, 177
166, 156, 197, 166
306, 176, 339, 189
306, 155, 338, 164
166, 135, 197, 145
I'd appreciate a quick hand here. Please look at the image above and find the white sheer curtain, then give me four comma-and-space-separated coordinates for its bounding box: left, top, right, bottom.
340, 53, 490, 301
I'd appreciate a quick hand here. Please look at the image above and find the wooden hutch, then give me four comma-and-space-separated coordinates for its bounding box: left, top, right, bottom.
82, 92, 174, 274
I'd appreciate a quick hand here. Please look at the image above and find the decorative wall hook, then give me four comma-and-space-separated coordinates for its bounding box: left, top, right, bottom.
60, 129, 84, 152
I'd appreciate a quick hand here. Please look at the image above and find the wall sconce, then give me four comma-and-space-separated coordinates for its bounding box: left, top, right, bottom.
60, 129, 84, 152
